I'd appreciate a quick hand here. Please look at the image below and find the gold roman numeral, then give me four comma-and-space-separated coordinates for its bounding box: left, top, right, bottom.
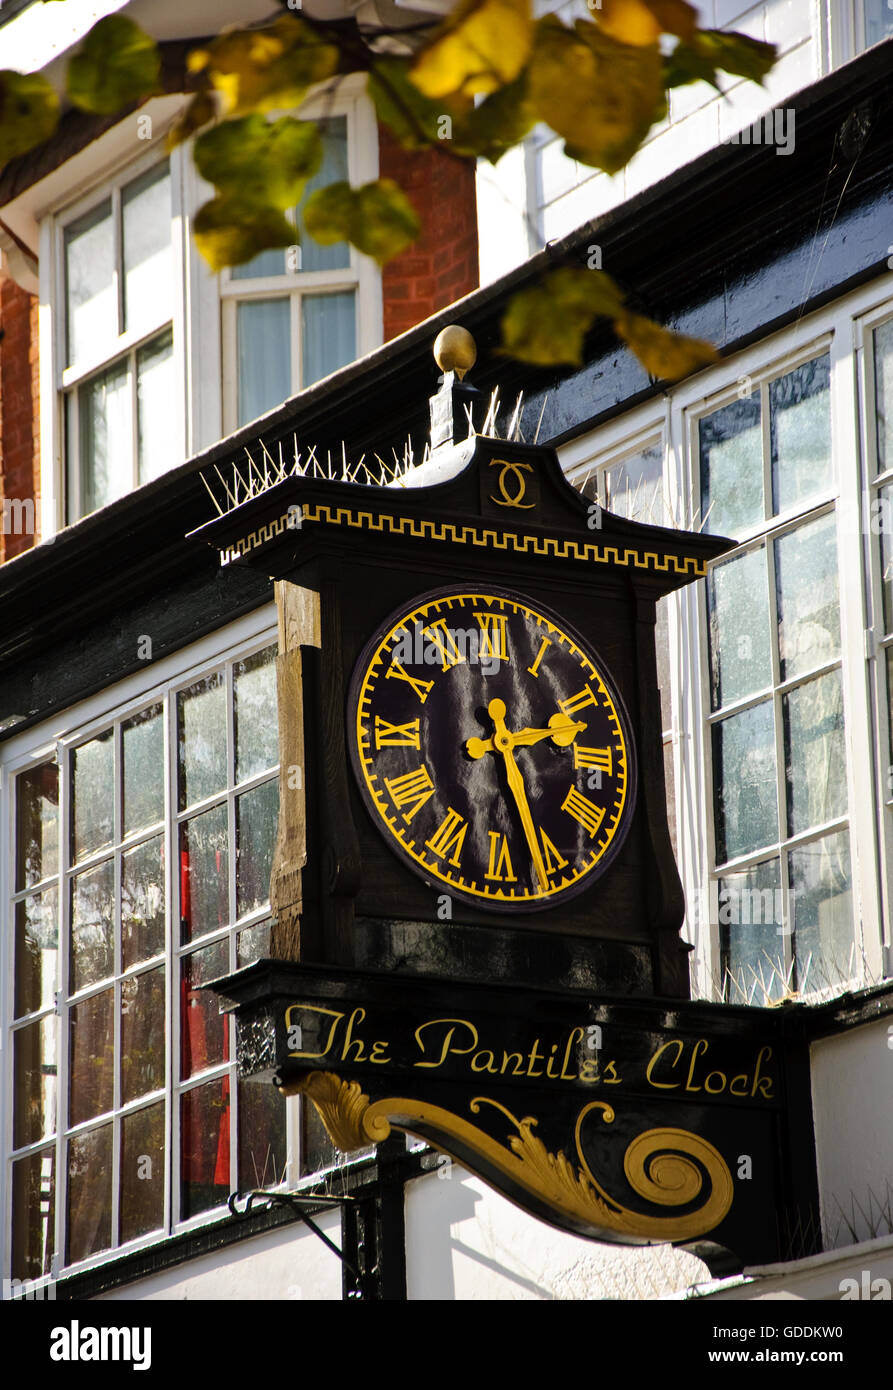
573, 745, 612, 776
558, 685, 598, 719
527, 636, 551, 678
540, 828, 568, 876
385, 661, 434, 704
561, 786, 605, 839
425, 808, 468, 867
422, 619, 465, 671
485, 831, 517, 882
473, 610, 509, 662
374, 717, 421, 749
384, 765, 435, 822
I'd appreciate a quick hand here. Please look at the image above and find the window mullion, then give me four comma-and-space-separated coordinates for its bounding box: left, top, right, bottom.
56, 741, 71, 1274
113, 187, 124, 338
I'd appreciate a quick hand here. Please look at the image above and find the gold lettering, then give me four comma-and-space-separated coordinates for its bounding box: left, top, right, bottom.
283, 1005, 344, 1060
540, 828, 568, 875
414, 1017, 479, 1069
562, 785, 605, 839
425, 808, 468, 867
374, 716, 421, 749
573, 745, 612, 775
578, 1059, 600, 1082
685, 1038, 709, 1092
422, 619, 465, 671
729, 1073, 749, 1096
470, 1050, 498, 1073
473, 610, 509, 662
527, 1038, 545, 1077
385, 661, 434, 703
340, 1007, 367, 1063
546, 1044, 561, 1079
751, 1045, 774, 1099
527, 636, 551, 678
558, 685, 597, 719
500, 1050, 525, 1076
560, 1027, 583, 1080
369, 1039, 391, 1064
385, 764, 435, 822
486, 831, 516, 882
646, 1038, 684, 1088
602, 1060, 621, 1083
704, 1070, 727, 1094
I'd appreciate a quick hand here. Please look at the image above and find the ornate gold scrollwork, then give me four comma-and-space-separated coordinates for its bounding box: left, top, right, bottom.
488, 459, 536, 509
288, 1072, 734, 1243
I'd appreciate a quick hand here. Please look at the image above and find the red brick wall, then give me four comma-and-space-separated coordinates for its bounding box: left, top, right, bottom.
0, 274, 40, 562
378, 124, 479, 342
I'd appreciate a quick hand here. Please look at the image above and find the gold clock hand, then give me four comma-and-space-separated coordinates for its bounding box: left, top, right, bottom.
486, 698, 549, 893
465, 713, 584, 759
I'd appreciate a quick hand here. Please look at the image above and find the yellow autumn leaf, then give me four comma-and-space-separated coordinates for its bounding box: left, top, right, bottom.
189, 16, 339, 117
411, 0, 532, 99
193, 195, 294, 271
304, 179, 420, 265
501, 267, 626, 366
0, 70, 59, 167
614, 310, 718, 379
597, 0, 696, 46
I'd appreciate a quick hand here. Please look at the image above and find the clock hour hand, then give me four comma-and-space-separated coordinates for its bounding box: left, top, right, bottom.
482, 698, 549, 893
466, 713, 584, 760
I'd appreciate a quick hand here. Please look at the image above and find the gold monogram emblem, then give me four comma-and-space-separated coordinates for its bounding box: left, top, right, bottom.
489, 459, 536, 509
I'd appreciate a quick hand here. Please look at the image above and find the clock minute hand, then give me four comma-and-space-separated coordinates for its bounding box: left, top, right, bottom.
485, 698, 549, 893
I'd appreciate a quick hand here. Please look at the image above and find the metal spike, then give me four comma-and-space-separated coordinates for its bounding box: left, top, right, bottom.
199, 470, 225, 516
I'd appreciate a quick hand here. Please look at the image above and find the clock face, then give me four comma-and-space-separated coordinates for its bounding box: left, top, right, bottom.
347, 586, 636, 913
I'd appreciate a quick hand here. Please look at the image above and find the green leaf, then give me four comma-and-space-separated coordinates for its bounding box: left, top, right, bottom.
67, 15, 161, 115
167, 91, 218, 150
455, 73, 535, 163
193, 195, 294, 272
500, 267, 625, 366
665, 29, 776, 88
194, 115, 322, 209
304, 179, 420, 265
527, 17, 663, 173
0, 70, 59, 166
368, 58, 452, 149
188, 16, 340, 117
613, 309, 718, 379
411, 0, 533, 99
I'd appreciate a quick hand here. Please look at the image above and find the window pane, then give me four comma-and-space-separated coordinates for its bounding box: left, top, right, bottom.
78, 357, 133, 515
874, 319, 893, 474
121, 1103, 165, 1244
179, 804, 229, 942
712, 700, 778, 862
719, 858, 784, 1006
877, 481, 893, 633
72, 730, 114, 862
297, 116, 349, 272
122, 162, 172, 336
122, 967, 166, 1103
236, 778, 278, 918
123, 705, 164, 836
302, 291, 355, 387
790, 830, 853, 992
663, 739, 676, 860
15, 889, 58, 1019
783, 670, 846, 836
65, 199, 114, 366
13, 1016, 57, 1148
655, 596, 671, 735
70, 859, 115, 992
181, 1079, 230, 1219
178, 674, 227, 810
234, 646, 279, 782
181, 939, 230, 1078
238, 1076, 287, 1189
699, 394, 762, 536
775, 513, 840, 681
604, 444, 664, 524
864, 0, 893, 46
237, 298, 291, 428
15, 761, 58, 891
122, 835, 165, 969
231, 245, 287, 280
70, 988, 114, 1126
67, 1125, 112, 1264
887, 646, 893, 791
137, 329, 176, 485
238, 917, 271, 967
770, 354, 831, 515
707, 545, 772, 710
11, 1149, 55, 1281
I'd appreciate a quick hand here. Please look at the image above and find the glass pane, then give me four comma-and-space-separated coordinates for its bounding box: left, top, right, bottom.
122, 162, 172, 336
15, 888, 58, 1019
235, 646, 278, 782
181, 939, 230, 1078
707, 544, 772, 710
70, 988, 114, 1126
122, 835, 165, 969
70, 859, 115, 992
137, 329, 176, 484
656, 597, 671, 736
887, 646, 893, 793
15, 761, 59, 890
179, 803, 229, 942
236, 778, 278, 918
72, 729, 114, 862
302, 290, 355, 387
604, 444, 665, 524
770, 354, 831, 515
662, 739, 677, 861
712, 700, 778, 863
178, 674, 227, 810
121, 1102, 165, 1244
123, 705, 164, 835
790, 830, 853, 993
181, 1079, 230, 1219
699, 393, 763, 536
302, 1096, 336, 1175
122, 967, 166, 1103
864, 0, 893, 46
238, 918, 271, 967
775, 513, 840, 681
13, 1016, 57, 1148
719, 858, 784, 1006
237, 298, 291, 428
231, 245, 287, 280
78, 357, 133, 515
874, 319, 893, 474
67, 1125, 112, 1264
877, 481, 893, 633
65, 199, 114, 366
11, 1149, 55, 1281
297, 116, 349, 272
784, 670, 846, 837
238, 1076, 287, 1189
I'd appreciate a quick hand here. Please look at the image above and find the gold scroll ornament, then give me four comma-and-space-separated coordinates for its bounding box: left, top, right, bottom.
284, 1071, 734, 1243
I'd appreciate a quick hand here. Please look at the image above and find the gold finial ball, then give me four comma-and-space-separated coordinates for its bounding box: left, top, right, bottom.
433, 324, 477, 381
